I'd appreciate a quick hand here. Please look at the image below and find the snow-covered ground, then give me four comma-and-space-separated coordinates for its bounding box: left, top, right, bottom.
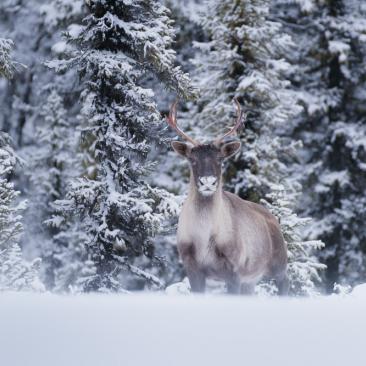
1, 286, 366, 366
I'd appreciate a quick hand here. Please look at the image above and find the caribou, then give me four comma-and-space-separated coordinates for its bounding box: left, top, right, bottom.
166, 99, 289, 295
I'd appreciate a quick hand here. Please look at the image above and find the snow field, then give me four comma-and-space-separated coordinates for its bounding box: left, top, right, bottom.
1, 287, 365, 366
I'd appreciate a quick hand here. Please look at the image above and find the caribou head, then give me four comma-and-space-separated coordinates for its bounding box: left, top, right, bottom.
166, 99, 245, 197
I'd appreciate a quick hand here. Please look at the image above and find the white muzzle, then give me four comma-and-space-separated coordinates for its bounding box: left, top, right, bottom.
198, 176, 218, 196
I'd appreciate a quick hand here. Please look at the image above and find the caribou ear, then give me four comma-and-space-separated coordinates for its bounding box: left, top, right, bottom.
221, 141, 241, 159
171, 141, 192, 158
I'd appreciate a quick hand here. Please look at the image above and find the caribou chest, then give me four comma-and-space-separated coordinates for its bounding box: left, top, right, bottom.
177, 196, 233, 268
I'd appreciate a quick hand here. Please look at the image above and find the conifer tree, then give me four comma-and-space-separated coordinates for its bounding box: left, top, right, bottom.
0, 37, 42, 291
0, 0, 87, 290
163, 0, 205, 74
191, 0, 325, 295
0, 128, 42, 291
0, 1, 51, 145
273, 0, 366, 290
0, 38, 16, 79
0, 135, 42, 291
25, 89, 81, 289
48, 0, 195, 291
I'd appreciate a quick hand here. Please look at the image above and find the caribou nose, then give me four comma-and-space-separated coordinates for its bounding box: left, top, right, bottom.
199, 176, 217, 187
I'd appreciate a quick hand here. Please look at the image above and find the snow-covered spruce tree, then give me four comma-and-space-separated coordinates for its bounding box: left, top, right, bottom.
1, 0, 88, 291
0, 132, 43, 291
48, 0, 195, 291
191, 0, 325, 295
0, 1, 83, 274
0, 0, 52, 146
163, 0, 205, 74
25, 89, 82, 289
263, 181, 325, 295
39, 90, 99, 293
0, 37, 43, 291
273, 0, 366, 290
0, 0, 83, 142
0, 38, 16, 79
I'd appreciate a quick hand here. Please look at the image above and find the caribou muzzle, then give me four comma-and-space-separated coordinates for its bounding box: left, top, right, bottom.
198, 176, 218, 196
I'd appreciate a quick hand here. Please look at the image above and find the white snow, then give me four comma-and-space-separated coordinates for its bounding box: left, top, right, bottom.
352, 283, 366, 298
0, 290, 365, 366
315, 169, 350, 193
328, 40, 350, 63
295, 0, 315, 13
67, 24, 84, 38
51, 41, 68, 55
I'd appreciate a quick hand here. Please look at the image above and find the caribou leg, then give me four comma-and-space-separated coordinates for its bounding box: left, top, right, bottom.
275, 273, 290, 296
180, 243, 206, 293
240, 282, 255, 295
226, 276, 241, 295
183, 257, 206, 293
187, 270, 206, 293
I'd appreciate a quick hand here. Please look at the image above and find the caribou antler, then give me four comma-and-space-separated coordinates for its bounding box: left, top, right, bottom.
166, 100, 198, 146
214, 98, 245, 145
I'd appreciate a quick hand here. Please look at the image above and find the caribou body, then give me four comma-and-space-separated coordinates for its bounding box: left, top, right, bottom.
167, 99, 289, 295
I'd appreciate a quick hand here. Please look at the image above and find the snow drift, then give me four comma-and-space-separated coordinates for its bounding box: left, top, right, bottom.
1, 288, 365, 366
